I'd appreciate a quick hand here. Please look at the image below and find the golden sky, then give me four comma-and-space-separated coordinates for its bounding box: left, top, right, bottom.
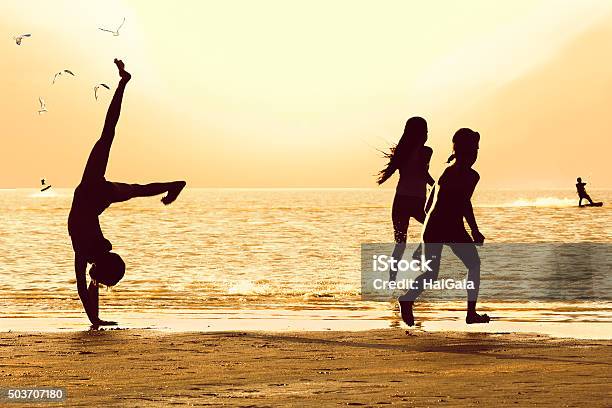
2, 0, 611, 188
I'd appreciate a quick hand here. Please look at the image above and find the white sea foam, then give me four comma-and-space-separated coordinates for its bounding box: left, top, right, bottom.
507, 197, 576, 207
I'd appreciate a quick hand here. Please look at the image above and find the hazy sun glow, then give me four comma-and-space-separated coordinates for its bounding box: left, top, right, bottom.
2, 0, 611, 188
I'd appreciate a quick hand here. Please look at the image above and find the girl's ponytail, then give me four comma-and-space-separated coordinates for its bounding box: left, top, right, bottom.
447, 128, 479, 163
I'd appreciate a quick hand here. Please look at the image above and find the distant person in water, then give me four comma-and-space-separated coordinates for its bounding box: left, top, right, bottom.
576, 177, 596, 207
68, 59, 186, 327
40, 178, 52, 192
399, 128, 489, 326
377, 117, 434, 281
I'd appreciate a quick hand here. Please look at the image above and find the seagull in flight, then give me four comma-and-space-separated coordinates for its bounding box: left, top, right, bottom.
53, 69, 76, 84
98, 17, 125, 36
38, 97, 47, 114
94, 83, 110, 100
13, 33, 31, 45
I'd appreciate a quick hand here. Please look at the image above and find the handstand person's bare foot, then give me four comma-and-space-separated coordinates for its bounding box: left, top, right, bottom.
114, 58, 131, 82
466, 311, 490, 324
161, 181, 186, 205
399, 301, 415, 326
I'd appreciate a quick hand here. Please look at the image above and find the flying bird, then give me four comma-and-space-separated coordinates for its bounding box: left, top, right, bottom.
94, 83, 110, 100
13, 33, 31, 45
98, 17, 125, 36
52, 69, 76, 84
37, 97, 47, 114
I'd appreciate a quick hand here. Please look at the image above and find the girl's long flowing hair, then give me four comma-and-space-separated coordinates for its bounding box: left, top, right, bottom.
377, 116, 427, 185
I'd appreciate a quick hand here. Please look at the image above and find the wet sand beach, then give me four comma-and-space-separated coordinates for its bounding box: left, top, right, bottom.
1, 329, 610, 407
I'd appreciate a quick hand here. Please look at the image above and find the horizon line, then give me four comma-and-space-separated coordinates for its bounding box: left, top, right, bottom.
2, 186, 612, 191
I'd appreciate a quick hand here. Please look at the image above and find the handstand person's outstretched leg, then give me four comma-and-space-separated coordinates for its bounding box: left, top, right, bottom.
108, 181, 186, 205
81, 59, 131, 183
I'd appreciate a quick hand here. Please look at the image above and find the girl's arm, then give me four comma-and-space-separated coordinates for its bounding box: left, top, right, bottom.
465, 201, 484, 244
75, 254, 99, 324
425, 185, 436, 213
426, 167, 449, 213
424, 147, 435, 186
464, 173, 485, 243
76, 255, 116, 326
464, 201, 479, 232
87, 280, 99, 321
426, 171, 435, 186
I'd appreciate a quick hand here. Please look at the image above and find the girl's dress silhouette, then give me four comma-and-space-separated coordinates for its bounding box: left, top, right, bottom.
378, 117, 434, 280
68, 59, 186, 327
399, 128, 489, 326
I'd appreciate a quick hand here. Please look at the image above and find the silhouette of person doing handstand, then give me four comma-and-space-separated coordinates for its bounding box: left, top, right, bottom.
398, 128, 489, 326
68, 59, 186, 327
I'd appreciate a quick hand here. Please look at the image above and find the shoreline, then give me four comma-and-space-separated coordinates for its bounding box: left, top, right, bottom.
1, 303, 611, 340
1, 329, 610, 406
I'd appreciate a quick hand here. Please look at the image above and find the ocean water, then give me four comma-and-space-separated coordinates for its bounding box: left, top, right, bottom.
0, 188, 610, 338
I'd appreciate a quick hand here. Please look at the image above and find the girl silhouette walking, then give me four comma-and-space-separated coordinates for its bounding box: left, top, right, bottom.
378, 117, 434, 280
399, 128, 489, 326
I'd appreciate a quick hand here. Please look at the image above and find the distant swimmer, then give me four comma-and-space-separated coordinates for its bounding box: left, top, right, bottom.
40, 179, 52, 192
68, 59, 186, 328
13, 33, 31, 45
52, 69, 76, 84
94, 83, 110, 100
98, 17, 125, 36
576, 177, 602, 207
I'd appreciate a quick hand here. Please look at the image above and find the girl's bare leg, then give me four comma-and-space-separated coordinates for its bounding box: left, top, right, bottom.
81, 59, 131, 183
451, 244, 490, 324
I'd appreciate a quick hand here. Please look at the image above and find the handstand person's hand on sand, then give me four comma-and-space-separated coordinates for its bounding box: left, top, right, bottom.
114, 58, 131, 82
